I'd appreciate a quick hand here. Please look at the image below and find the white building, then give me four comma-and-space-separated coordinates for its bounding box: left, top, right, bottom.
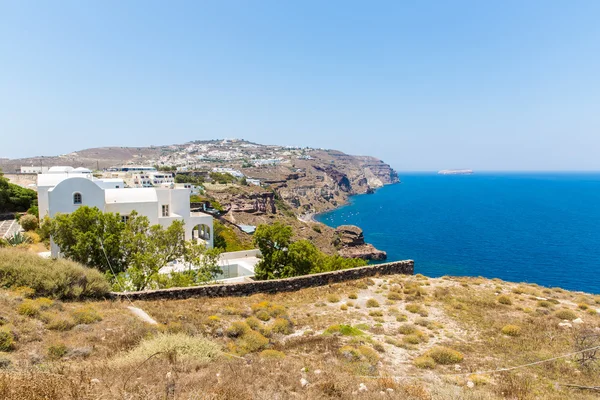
20, 166, 49, 174
37, 167, 213, 258
104, 166, 175, 188
211, 167, 244, 178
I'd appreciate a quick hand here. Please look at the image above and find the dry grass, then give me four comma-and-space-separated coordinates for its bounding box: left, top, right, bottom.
0, 272, 598, 399
0, 248, 110, 300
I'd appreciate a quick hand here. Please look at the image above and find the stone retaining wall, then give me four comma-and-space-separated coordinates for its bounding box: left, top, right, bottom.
111, 260, 414, 301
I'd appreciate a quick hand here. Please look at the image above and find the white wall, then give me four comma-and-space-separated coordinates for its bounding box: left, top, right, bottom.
47, 177, 105, 218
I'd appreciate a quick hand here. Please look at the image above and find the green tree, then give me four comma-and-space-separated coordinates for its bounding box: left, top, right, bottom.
253, 222, 293, 279
287, 240, 320, 276
124, 220, 185, 290
253, 222, 368, 280
49, 207, 127, 273
183, 241, 223, 282
0, 170, 38, 213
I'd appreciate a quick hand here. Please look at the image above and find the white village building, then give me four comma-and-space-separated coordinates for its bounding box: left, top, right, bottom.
37, 166, 213, 258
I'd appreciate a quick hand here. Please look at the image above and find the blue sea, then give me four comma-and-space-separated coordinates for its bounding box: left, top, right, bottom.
317, 173, 600, 294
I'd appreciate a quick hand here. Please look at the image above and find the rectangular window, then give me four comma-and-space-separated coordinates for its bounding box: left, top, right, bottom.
162, 204, 169, 217
121, 215, 129, 223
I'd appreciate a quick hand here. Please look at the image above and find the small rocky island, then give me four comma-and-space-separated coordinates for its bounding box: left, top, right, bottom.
334, 225, 387, 261
438, 169, 473, 175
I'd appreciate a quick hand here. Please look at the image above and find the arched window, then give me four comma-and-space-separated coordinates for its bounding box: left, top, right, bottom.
73, 192, 82, 205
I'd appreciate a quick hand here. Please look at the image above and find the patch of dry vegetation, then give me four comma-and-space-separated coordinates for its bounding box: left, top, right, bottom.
0, 271, 598, 400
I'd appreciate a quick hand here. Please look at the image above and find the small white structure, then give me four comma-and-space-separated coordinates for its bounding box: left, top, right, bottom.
212, 167, 244, 178
37, 167, 213, 258
20, 166, 49, 174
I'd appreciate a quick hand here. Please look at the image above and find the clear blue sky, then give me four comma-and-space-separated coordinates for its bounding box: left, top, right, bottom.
1, 1, 599, 171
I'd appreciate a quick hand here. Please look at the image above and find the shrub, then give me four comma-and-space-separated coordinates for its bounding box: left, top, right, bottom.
324, 324, 363, 336
24, 231, 41, 244
497, 295, 512, 305
340, 304, 348, 311
425, 347, 464, 365
237, 330, 269, 354
46, 316, 75, 331
251, 301, 287, 319
554, 309, 578, 321
72, 306, 102, 324
12, 286, 35, 298
537, 301, 552, 308
338, 346, 361, 362
0, 248, 110, 300
414, 356, 436, 369
18, 299, 40, 317
406, 303, 428, 316
260, 349, 285, 359
19, 214, 38, 231
387, 292, 402, 301
245, 316, 261, 330
256, 310, 271, 321
369, 310, 383, 317
47, 343, 68, 360
117, 333, 221, 365
0, 328, 15, 351
396, 314, 408, 322
271, 318, 293, 335
366, 299, 380, 308
311, 225, 322, 233
35, 297, 54, 310
327, 294, 340, 303
578, 303, 589, 310
348, 293, 358, 300
226, 321, 251, 338
501, 325, 521, 337
403, 334, 424, 345
206, 315, 221, 325
358, 345, 379, 364
373, 342, 385, 353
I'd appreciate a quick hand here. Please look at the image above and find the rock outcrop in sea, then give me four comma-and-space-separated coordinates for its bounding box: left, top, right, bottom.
335, 225, 387, 261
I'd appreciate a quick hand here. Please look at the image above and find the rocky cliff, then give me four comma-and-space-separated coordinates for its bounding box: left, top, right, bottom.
334, 225, 387, 261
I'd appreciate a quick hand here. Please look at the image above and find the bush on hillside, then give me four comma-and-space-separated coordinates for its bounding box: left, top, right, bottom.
0, 248, 110, 299
116, 333, 222, 365
424, 346, 464, 365
19, 214, 38, 231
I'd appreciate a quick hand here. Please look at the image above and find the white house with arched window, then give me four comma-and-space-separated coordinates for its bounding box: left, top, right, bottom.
37, 167, 213, 258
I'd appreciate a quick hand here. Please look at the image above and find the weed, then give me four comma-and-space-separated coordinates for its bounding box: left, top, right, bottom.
324, 324, 363, 336
366, 299, 380, 308
245, 316, 261, 330
554, 309, 577, 321
414, 355, 436, 369
501, 325, 522, 337
424, 346, 464, 364
18, 299, 40, 317
260, 349, 285, 359
271, 318, 293, 335
47, 343, 68, 360
71, 306, 102, 324
387, 292, 402, 301
46, 315, 75, 331
226, 321, 251, 338
398, 324, 418, 335
0, 327, 14, 351
327, 294, 340, 303
236, 330, 269, 354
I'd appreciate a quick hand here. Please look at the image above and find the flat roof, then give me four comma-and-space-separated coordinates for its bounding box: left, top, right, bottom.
105, 188, 158, 203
